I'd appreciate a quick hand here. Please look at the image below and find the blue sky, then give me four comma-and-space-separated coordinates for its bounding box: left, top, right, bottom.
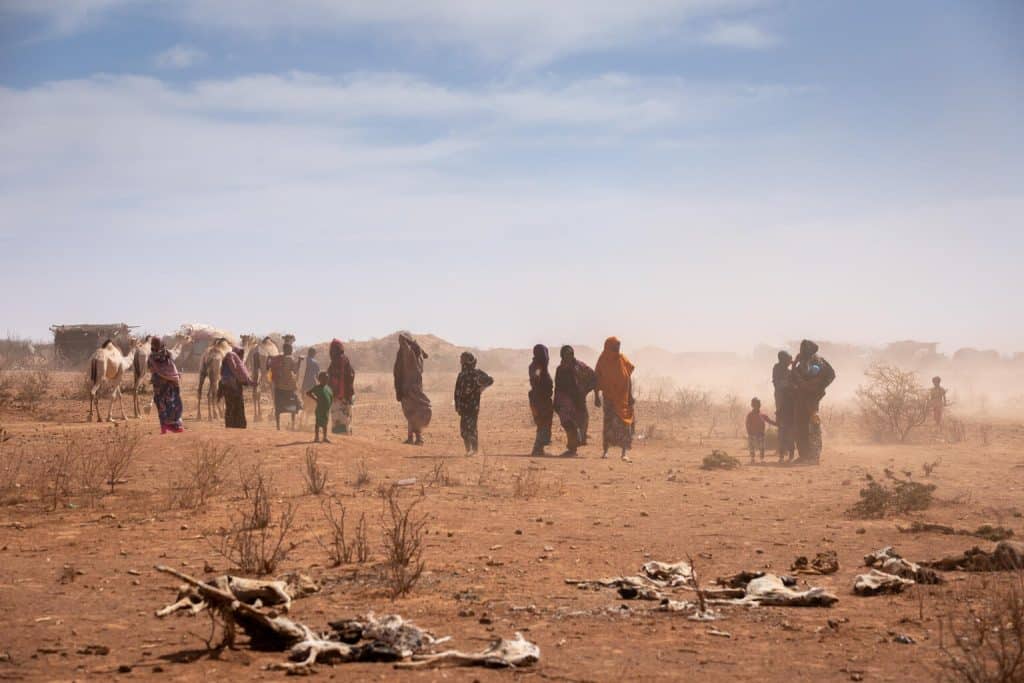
1, 1, 1022, 353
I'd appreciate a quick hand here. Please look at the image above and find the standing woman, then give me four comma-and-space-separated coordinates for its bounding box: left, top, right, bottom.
553, 345, 585, 456
327, 339, 356, 435
595, 336, 635, 461
148, 337, 184, 434
393, 332, 432, 445
221, 346, 253, 429
528, 344, 554, 456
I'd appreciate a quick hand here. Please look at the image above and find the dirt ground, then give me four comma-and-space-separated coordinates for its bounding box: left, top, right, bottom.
1, 370, 1022, 681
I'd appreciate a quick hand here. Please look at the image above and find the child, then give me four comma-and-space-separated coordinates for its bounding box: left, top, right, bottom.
929, 376, 947, 426
454, 352, 494, 456
306, 372, 334, 443
746, 397, 777, 462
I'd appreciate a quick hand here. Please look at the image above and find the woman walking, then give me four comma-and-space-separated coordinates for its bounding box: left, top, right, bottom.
595, 336, 635, 461
148, 337, 184, 434
221, 346, 253, 429
528, 344, 554, 456
327, 339, 356, 435
553, 345, 586, 456
394, 332, 432, 445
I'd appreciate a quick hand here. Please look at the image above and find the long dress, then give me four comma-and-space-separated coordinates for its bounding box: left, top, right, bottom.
327, 339, 356, 434
221, 348, 252, 429
595, 337, 635, 452
454, 356, 494, 451
554, 362, 584, 451
528, 345, 553, 453
394, 334, 432, 433
148, 350, 183, 430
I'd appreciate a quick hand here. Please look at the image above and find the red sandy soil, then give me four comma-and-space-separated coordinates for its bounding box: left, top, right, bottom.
0, 371, 1022, 681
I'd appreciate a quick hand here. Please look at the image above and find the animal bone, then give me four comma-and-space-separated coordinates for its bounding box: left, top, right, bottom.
395, 632, 539, 670
738, 574, 838, 607
921, 540, 1024, 572
156, 572, 319, 617
791, 550, 839, 575
863, 547, 942, 584
640, 560, 694, 587
853, 569, 914, 596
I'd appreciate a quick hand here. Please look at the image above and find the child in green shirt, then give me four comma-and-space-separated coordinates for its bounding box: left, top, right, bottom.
306, 372, 334, 443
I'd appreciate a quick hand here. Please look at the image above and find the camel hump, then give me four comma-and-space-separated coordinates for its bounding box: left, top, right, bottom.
101, 339, 114, 349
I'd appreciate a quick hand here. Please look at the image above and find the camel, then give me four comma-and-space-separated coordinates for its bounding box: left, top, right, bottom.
241, 334, 279, 421
87, 340, 133, 422
196, 337, 234, 420
130, 334, 188, 418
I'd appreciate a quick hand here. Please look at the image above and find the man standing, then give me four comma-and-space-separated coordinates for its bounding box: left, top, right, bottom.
791, 340, 835, 463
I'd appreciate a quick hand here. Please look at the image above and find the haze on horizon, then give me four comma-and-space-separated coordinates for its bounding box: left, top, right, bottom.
1, 1, 1022, 355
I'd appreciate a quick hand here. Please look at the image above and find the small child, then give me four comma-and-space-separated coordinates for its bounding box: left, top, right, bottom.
745, 397, 777, 462
306, 372, 334, 444
454, 352, 494, 456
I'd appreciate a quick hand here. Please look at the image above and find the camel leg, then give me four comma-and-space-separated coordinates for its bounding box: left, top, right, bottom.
107, 384, 116, 422
117, 385, 128, 421
132, 381, 140, 418
88, 386, 97, 422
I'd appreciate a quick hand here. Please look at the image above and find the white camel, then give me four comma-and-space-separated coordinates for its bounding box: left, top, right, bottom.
242, 334, 279, 422
196, 337, 234, 421
130, 335, 188, 418
87, 340, 133, 422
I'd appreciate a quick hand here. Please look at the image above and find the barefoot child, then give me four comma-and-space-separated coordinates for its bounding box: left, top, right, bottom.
306, 372, 333, 443
746, 397, 777, 462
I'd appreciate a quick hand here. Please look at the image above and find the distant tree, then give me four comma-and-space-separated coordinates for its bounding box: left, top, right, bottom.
856, 364, 930, 443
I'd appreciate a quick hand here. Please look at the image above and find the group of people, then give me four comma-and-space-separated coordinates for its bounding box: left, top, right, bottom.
746, 339, 835, 464
143, 332, 834, 465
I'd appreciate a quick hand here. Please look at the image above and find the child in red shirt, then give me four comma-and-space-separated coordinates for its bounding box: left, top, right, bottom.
746, 397, 777, 462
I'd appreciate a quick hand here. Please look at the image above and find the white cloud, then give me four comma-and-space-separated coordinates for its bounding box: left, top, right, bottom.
5, 0, 771, 64
701, 21, 778, 48
154, 44, 206, 69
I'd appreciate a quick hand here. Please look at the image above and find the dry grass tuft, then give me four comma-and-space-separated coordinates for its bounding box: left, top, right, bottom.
939, 572, 1024, 683
302, 447, 328, 495
379, 484, 427, 599
167, 441, 233, 510
317, 496, 370, 566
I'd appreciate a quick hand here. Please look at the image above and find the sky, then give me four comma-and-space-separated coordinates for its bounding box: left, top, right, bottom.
1, 0, 1022, 354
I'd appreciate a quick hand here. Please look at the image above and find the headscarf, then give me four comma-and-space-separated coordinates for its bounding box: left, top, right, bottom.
798, 339, 819, 358
148, 337, 180, 383
531, 344, 549, 369
559, 345, 575, 365
222, 346, 252, 385
778, 350, 792, 363
595, 336, 635, 424
460, 351, 476, 370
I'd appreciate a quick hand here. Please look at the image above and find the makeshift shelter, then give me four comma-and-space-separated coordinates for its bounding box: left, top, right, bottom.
50, 323, 135, 367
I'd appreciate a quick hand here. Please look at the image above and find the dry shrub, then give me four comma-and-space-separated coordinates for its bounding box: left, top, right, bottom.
0, 428, 24, 501
0, 365, 14, 406
701, 449, 740, 470
168, 441, 233, 510
379, 484, 427, 599
212, 498, 299, 576
302, 447, 328, 495
857, 364, 930, 443
317, 496, 370, 566
939, 572, 1024, 683
239, 462, 273, 529
426, 460, 456, 487
353, 458, 371, 490
849, 469, 936, 518
36, 436, 78, 510
15, 369, 50, 411
74, 437, 106, 507
675, 387, 711, 418
102, 423, 141, 494
947, 418, 968, 443
512, 466, 541, 499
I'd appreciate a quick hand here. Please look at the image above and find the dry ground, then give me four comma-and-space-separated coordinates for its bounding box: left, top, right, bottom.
1, 371, 1022, 681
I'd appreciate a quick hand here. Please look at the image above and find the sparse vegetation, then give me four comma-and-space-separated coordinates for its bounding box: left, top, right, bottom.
168, 441, 233, 510
238, 462, 273, 530
849, 469, 936, 518
939, 572, 1024, 683
857, 364, 930, 443
426, 460, 456, 487
512, 465, 541, 499
302, 447, 328, 495
701, 449, 740, 470
15, 369, 50, 411
379, 484, 427, 599
102, 423, 141, 493
675, 387, 711, 418
317, 496, 370, 566
353, 458, 371, 490
211, 473, 299, 576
